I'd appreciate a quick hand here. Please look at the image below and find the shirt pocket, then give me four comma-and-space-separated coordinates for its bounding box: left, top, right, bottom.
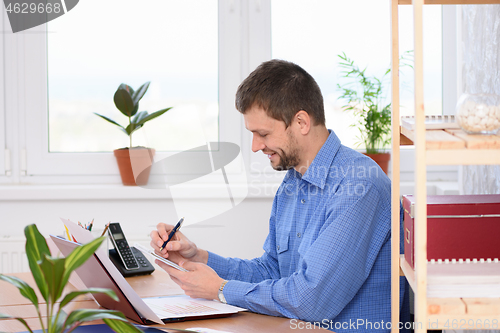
277, 234, 290, 274
277, 234, 289, 254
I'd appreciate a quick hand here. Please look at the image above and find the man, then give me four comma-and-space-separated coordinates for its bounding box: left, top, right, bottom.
150, 59, 409, 332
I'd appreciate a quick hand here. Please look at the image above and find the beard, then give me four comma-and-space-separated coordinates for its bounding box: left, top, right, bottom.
271, 131, 300, 171
273, 148, 300, 171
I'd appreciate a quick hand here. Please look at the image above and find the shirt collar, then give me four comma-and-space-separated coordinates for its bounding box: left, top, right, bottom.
283, 130, 340, 189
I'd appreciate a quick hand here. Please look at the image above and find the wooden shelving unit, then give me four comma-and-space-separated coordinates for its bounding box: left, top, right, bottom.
390, 0, 500, 332
399, 127, 500, 164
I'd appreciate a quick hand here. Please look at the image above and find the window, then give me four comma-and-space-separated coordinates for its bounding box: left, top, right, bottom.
47, 0, 219, 153
0, 0, 456, 185
271, 0, 443, 150
9, 0, 243, 182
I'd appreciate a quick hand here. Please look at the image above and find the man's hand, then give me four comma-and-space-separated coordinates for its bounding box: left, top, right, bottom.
156, 259, 224, 300
150, 223, 208, 264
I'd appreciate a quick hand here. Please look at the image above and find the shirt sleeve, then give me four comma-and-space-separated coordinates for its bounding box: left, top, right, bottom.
219, 180, 391, 323
206, 195, 282, 283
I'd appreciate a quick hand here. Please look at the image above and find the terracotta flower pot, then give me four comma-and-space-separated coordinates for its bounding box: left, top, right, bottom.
364, 152, 390, 175
113, 147, 155, 186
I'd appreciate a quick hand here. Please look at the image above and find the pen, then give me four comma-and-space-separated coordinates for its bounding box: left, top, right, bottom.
159, 217, 184, 251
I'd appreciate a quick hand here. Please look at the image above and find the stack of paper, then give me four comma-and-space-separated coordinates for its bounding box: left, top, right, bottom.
401, 115, 460, 130
427, 261, 500, 298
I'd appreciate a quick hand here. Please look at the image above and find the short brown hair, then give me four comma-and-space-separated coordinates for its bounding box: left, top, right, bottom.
235, 59, 325, 127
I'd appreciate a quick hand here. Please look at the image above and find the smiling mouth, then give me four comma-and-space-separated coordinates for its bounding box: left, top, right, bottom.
264, 151, 276, 159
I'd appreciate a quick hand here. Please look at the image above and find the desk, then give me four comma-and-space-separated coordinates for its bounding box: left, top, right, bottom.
0, 271, 327, 332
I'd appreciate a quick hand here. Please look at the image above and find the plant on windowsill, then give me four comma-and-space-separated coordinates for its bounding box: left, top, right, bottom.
94, 82, 173, 186
0, 224, 142, 333
336, 52, 412, 174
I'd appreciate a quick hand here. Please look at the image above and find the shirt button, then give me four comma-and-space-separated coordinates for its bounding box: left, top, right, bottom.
297, 233, 301, 238
301, 199, 306, 204
277, 245, 280, 251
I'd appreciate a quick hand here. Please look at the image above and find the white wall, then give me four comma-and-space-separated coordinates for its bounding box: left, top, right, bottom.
0, 191, 274, 273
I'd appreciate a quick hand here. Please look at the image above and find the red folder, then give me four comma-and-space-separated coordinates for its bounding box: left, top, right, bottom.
403, 194, 500, 269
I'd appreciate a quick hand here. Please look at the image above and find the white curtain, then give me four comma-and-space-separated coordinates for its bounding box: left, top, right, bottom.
454, 6, 500, 333
460, 5, 500, 196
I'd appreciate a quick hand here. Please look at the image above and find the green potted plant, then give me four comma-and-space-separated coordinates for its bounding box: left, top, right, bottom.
0, 224, 142, 333
95, 82, 173, 186
337, 52, 393, 174
337, 52, 413, 174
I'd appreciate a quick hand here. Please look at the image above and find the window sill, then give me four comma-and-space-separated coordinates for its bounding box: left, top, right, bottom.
0, 182, 280, 201
0, 181, 459, 201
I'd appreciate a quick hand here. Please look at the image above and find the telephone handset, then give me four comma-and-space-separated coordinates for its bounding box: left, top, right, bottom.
107, 222, 154, 277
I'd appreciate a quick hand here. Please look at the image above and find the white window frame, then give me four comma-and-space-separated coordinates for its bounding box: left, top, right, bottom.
2, 0, 250, 184
0, 0, 460, 187
0, 6, 6, 180
247, 2, 459, 183
400, 5, 460, 183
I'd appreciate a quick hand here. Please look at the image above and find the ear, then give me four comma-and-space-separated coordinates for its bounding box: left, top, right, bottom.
294, 110, 311, 135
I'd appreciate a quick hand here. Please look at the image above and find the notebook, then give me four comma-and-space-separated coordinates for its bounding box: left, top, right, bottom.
51, 218, 245, 325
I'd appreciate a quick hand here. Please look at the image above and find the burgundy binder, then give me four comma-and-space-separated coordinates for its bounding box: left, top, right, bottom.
403, 194, 500, 268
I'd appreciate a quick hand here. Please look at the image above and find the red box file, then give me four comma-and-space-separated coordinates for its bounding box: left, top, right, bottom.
403, 194, 500, 269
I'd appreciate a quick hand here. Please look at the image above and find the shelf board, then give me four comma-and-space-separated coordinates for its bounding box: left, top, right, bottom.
399, 0, 500, 4
446, 129, 500, 149
427, 313, 500, 329
400, 132, 414, 145
400, 126, 466, 149
400, 255, 500, 328
426, 149, 500, 165
399, 127, 500, 164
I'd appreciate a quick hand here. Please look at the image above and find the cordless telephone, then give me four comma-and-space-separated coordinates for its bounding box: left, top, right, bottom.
108, 222, 140, 270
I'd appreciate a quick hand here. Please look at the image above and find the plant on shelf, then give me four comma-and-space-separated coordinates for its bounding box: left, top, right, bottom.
336, 51, 413, 174
0, 224, 142, 333
94, 82, 173, 186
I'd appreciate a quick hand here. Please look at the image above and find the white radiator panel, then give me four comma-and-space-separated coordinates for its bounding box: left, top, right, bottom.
0, 237, 29, 274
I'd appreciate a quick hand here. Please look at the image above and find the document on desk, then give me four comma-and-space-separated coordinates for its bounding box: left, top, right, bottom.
142, 295, 246, 320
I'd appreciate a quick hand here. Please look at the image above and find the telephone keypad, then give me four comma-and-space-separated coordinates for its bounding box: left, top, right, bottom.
116, 239, 139, 269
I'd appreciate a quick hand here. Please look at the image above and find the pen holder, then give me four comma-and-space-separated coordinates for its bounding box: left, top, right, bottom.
91, 227, 110, 253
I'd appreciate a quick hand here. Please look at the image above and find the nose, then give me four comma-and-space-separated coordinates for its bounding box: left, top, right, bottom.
251, 134, 265, 153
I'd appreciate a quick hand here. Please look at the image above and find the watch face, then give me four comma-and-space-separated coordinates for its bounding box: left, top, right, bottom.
218, 290, 226, 304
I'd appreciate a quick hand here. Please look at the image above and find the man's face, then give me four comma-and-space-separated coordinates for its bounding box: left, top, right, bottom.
243, 106, 300, 171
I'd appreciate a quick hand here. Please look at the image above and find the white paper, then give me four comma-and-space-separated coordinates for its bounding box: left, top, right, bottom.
142, 295, 246, 320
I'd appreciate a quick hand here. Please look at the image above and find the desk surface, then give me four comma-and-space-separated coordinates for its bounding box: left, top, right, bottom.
0, 271, 327, 332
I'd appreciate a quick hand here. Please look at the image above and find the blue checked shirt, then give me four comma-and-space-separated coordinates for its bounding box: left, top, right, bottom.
207, 131, 409, 332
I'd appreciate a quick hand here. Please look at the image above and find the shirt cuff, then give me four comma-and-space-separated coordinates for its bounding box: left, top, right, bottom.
221, 279, 254, 309
206, 251, 231, 277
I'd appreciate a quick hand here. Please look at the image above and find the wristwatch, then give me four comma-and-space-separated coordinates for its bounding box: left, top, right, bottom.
218, 279, 228, 304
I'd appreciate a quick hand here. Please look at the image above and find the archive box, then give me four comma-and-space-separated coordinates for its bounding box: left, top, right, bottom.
403, 194, 500, 268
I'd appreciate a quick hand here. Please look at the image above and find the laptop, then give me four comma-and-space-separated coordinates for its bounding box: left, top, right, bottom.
50, 219, 245, 324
